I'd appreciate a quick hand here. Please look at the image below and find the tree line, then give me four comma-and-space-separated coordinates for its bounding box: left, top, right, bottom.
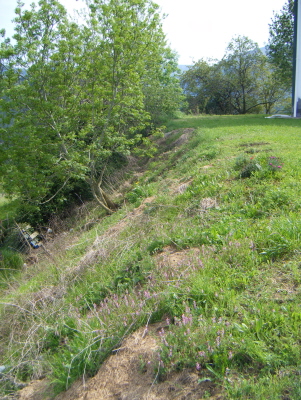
180, 0, 294, 116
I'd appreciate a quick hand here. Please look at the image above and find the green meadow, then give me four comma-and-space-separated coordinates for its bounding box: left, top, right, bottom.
1, 114, 301, 399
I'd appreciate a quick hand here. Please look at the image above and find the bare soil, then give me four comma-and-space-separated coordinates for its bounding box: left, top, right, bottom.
17, 322, 223, 400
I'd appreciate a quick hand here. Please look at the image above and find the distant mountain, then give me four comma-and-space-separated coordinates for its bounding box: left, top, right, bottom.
177, 47, 267, 73
261, 46, 268, 55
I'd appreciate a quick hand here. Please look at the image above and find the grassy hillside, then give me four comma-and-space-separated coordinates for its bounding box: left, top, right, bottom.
1, 114, 301, 399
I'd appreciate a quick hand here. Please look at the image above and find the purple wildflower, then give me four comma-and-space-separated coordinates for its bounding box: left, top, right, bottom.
159, 328, 165, 336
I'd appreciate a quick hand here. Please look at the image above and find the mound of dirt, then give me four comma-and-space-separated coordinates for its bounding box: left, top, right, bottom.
157, 128, 195, 151
55, 322, 221, 400
17, 322, 222, 400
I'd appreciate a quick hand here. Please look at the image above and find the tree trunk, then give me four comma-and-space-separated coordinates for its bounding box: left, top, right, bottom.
91, 180, 119, 214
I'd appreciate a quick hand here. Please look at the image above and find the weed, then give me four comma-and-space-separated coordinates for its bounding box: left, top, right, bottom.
267, 156, 283, 172
234, 155, 262, 178
126, 185, 149, 204
147, 239, 167, 254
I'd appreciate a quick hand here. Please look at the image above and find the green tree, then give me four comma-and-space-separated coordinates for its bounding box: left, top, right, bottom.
180, 59, 213, 114
221, 36, 266, 114
180, 59, 233, 115
181, 37, 282, 115
267, 0, 294, 88
0, 0, 182, 220
143, 47, 185, 125
257, 65, 289, 114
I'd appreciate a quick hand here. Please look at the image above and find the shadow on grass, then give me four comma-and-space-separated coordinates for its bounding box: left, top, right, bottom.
165, 114, 301, 131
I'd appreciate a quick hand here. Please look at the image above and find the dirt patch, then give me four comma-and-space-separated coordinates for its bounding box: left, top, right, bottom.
155, 246, 203, 275
50, 322, 222, 400
239, 142, 270, 147
200, 197, 218, 211
171, 133, 190, 149
156, 245, 201, 263
267, 272, 299, 304
157, 128, 195, 151
17, 379, 51, 400
173, 180, 193, 194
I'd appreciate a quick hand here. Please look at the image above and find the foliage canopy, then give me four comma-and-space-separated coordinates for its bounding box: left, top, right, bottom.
181, 36, 287, 115
267, 0, 294, 88
0, 0, 183, 222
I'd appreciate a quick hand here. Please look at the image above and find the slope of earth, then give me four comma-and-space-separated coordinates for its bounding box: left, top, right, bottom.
2, 115, 301, 400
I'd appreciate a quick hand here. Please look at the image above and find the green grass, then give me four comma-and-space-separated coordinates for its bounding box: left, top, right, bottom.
1, 115, 301, 398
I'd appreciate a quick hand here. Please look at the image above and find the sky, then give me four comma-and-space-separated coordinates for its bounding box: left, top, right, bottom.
0, 0, 288, 65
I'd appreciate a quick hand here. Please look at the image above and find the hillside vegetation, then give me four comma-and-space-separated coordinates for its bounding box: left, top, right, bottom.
1, 114, 301, 399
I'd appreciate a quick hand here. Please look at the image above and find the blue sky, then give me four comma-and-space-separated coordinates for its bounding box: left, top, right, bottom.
0, 0, 287, 64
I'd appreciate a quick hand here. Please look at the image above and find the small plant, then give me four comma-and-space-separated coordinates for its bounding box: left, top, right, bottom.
267, 156, 283, 172
234, 155, 262, 178
126, 185, 149, 204
147, 239, 167, 254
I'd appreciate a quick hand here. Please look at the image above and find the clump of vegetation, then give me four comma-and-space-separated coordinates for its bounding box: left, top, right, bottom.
267, 156, 283, 171
234, 154, 262, 178
234, 153, 284, 179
